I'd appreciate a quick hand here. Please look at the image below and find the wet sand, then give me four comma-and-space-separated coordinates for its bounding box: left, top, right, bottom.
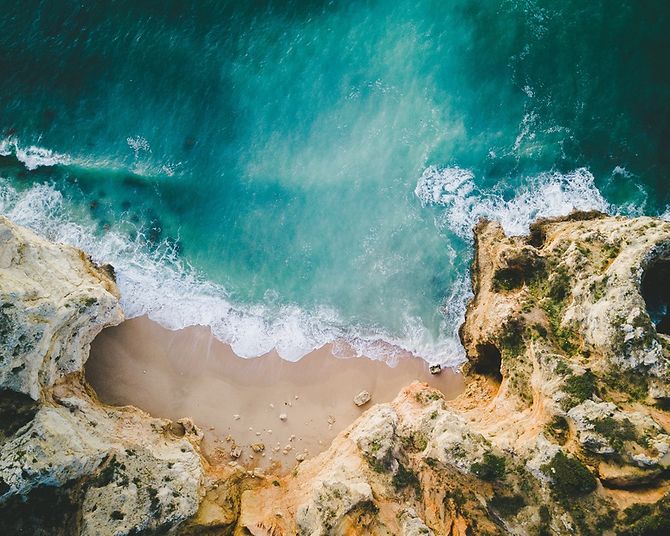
86, 316, 464, 473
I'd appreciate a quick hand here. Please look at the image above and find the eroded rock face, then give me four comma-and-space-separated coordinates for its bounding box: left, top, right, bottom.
0, 217, 205, 535
0, 216, 121, 400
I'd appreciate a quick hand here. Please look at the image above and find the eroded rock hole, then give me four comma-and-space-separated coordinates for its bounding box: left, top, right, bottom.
474, 343, 503, 382
642, 258, 670, 335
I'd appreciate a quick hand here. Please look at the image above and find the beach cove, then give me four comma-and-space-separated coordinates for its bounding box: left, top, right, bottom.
86, 316, 464, 474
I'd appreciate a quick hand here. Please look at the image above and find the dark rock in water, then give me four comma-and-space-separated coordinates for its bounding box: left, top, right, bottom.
42, 108, 56, 123
429, 364, 441, 375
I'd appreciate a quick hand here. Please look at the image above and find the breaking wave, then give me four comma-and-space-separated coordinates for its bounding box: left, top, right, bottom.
0, 179, 464, 365
415, 166, 610, 238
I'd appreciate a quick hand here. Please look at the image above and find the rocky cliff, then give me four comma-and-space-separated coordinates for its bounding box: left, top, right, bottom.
1, 212, 670, 535
0, 217, 205, 535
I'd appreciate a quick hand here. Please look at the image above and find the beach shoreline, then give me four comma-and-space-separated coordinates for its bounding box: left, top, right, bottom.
85, 315, 465, 474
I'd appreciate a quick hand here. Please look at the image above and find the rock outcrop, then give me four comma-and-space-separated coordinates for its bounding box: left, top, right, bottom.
2, 212, 670, 535
234, 213, 670, 535
0, 217, 205, 535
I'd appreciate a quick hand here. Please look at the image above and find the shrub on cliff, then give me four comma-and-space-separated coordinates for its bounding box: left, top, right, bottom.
619, 496, 670, 536
562, 370, 597, 409
542, 452, 596, 500
471, 452, 506, 482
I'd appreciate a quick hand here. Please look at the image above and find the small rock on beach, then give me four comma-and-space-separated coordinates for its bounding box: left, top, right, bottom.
353, 390, 371, 406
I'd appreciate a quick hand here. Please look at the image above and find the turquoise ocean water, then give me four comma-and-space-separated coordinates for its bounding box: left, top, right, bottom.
1, 1, 669, 364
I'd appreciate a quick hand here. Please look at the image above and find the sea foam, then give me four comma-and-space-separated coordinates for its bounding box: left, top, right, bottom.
415, 165, 610, 238
0, 158, 610, 367
0, 137, 176, 178
0, 138, 72, 170
0, 178, 462, 365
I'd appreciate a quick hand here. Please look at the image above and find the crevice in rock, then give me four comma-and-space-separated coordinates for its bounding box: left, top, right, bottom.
641, 257, 670, 335
473, 343, 503, 383
0, 389, 38, 441
0, 478, 86, 536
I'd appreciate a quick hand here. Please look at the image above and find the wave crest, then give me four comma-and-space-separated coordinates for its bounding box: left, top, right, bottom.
0, 179, 463, 365
415, 166, 610, 238
0, 138, 72, 170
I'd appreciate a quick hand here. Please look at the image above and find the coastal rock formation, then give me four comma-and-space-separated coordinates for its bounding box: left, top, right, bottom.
234, 213, 670, 535
0, 216, 121, 401
0, 217, 205, 535
353, 390, 371, 407
2, 213, 670, 535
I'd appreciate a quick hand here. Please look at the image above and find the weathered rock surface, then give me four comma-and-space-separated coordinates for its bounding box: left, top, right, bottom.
0, 216, 121, 400
3, 213, 670, 535
0, 217, 205, 535
353, 390, 371, 407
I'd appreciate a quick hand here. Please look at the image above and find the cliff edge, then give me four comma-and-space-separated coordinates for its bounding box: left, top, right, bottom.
0, 216, 205, 535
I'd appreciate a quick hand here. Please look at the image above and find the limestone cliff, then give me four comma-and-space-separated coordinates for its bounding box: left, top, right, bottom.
2, 212, 670, 535
0, 216, 205, 535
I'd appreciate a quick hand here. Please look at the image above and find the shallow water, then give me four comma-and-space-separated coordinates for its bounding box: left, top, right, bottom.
1, 1, 669, 363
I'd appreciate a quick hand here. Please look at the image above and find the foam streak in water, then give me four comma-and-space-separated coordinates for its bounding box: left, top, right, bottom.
0, 138, 72, 170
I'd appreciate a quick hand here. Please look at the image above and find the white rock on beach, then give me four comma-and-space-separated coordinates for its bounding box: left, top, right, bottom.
353, 390, 371, 407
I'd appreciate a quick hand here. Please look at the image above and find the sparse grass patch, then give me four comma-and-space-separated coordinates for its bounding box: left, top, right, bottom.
602, 242, 620, 260
604, 368, 649, 401
499, 318, 526, 355
444, 488, 467, 513
547, 266, 571, 302
401, 432, 428, 452
392, 463, 421, 499
508, 370, 533, 405
528, 322, 547, 339
561, 370, 597, 410
492, 250, 545, 292
555, 360, 571, 376
545, 415, 569, 445
489, 493, 526, 518
414, 390, 443, 405
592, 416, 636, 451
618, 496, 670, 536
493, 267, 525, 292
590, 276, 608, 301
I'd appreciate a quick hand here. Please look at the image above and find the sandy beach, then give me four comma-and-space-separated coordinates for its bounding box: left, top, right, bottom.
86, 316, 464, 473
